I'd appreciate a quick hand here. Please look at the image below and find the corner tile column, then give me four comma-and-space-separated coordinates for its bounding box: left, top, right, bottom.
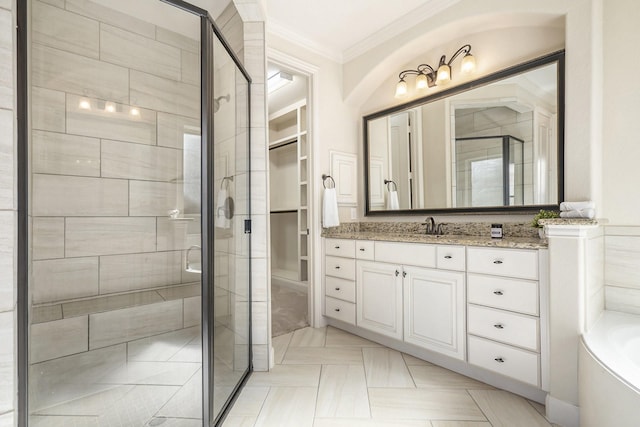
544, 223, 600, 427
0, 1, 16, 425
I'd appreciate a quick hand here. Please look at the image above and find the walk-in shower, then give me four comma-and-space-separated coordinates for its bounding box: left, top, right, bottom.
19, 0, 251, 425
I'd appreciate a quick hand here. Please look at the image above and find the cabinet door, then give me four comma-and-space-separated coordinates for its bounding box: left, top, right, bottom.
403, 266, 465, 360
356, 261, 403, 340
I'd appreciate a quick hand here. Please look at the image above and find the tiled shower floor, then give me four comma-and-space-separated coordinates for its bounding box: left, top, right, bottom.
223, 326, 563, 427
29, 325, 242, 427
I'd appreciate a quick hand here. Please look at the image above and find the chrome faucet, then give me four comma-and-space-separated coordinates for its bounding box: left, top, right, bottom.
422, 217, 443, 235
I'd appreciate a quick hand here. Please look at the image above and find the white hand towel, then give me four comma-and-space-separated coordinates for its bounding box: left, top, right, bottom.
323, 187, 340, 228
559, 208, 596, 219
560, 201, 595, 212
388, 190, 400, 210
216, 189, 231, 229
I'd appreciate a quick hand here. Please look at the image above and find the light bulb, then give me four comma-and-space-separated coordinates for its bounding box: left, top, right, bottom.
395, 80, 408, 98
415, 73, 428, 90
79, 99, 91, 110
436, 64, 451, 85
461, 53, 476, 73
130, 107, 140, 116
105, 102, 116, 113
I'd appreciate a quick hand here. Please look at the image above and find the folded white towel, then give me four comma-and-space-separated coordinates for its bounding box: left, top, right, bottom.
216, 189, 231, 229
560, 208, 596, 219
323, 188, 340, 228
387, 190, 400, 210
560, 201, 595, 212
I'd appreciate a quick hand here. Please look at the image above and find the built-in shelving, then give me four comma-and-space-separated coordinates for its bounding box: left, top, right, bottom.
269, 99, 309, 283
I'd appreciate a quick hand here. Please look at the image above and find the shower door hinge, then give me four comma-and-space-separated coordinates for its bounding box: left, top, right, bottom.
244, 219, 252, 234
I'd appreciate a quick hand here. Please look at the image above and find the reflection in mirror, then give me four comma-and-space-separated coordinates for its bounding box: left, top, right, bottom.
365, 51, 563, 214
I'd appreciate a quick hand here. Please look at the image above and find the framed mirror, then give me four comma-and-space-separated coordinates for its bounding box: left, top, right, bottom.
364, 50, 564, 215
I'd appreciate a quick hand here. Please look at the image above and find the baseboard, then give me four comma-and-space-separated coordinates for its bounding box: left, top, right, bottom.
546, 395, 580, 427
271, 275, 308, 292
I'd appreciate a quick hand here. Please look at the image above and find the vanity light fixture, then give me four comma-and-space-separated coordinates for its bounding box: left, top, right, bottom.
395, 44, 476, 98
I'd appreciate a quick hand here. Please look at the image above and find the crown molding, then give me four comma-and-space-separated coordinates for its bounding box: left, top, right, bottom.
267, 19, 344, 63
342, 0, 461, 63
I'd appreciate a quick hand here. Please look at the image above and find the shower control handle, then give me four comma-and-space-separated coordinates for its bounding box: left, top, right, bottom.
493, 290, 504, 296
494, 357, 505, 363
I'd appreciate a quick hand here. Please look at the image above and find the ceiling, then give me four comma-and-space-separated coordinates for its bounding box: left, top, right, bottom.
265, 0, 460, 63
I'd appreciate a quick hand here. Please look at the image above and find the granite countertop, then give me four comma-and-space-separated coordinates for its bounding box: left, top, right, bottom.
322, 231, 547, 249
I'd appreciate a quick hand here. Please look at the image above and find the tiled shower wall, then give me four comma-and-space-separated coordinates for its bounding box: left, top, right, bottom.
604, 226, 640, 315
0, 0, 15, 424
29, 0, 204, 362
454, 106, 533, 205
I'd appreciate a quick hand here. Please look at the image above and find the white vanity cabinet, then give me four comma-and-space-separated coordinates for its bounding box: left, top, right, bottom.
324, 238, 357, 325
466, 247, 545, 388
356, 260, 403, 339
403, 266, 466, 360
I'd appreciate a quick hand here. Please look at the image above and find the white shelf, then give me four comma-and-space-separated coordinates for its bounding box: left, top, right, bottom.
269, 135, 297, 149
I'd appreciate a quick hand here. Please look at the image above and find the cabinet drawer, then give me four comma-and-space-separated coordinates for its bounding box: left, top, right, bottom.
326, 256, 356, 280
467, 247, 538, 280
375, 241, 436, 268
467, 273, 539, 316
325, 239, 355, 258
468, 335, 540, 387
325, 296, 355, 325
325, 276, 356, 303
468, 304, 539, 351
436, 245, 466, 271
355, 240, 375, 260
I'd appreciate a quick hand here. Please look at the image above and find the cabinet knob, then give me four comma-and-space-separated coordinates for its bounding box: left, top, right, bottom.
444, 255, 452, 259
493, 290, 504, 296
335, 266, 341, 269
494, 357, 505, 363
402, 271, 407, 278
359, 248, 365, 251
334, 245, 340, 249
395, 270, 400, 277
493, 260, 503, 264
334, 308, 340, 312
494, 324, 504, 329
335, 287, 340, 291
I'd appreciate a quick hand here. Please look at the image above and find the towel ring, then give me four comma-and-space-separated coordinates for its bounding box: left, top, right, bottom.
221, 176, 234, 190
384, 179, 397, 192
322, 174, 335, 189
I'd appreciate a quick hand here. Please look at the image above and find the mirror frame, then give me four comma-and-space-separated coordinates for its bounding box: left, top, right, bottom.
363, 50, 565, 216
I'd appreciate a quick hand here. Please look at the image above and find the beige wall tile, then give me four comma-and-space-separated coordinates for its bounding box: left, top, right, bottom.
0, 9, 12, 110
32, 130, 100, 177
0, 311, 14, 414
129, 180, 179, 216
62, 290, 164, 318
99, 251, 183, 294
157, 112, 200, 149
32, 174, 128, 217
183, 296, 200, 328
31, 87, 65, 132
32, 1, 99, 58
0, 109, 13, 209
31, 316, 89, 363
89, 300, 183, 349
31, 305, 63, 324
156, 217, 199, 251
0, 411, 13, 426
101, 140, 182, 182
155, 27, 199, 54
38, 0, 64, 7
65, 217, 156, 257
31, 43, 129, 102
101, 24, 181, 81
32, 257, 99, 304
0, 211, 14, 312
32, 217, 64, 260
65, 0, 156, 39
157, 283, 200, 301
181, 50, 199, 85
605, 285, 640, 315
67, 94, 157, 145
606, 235, 640, 289
130, 70, 199, 118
